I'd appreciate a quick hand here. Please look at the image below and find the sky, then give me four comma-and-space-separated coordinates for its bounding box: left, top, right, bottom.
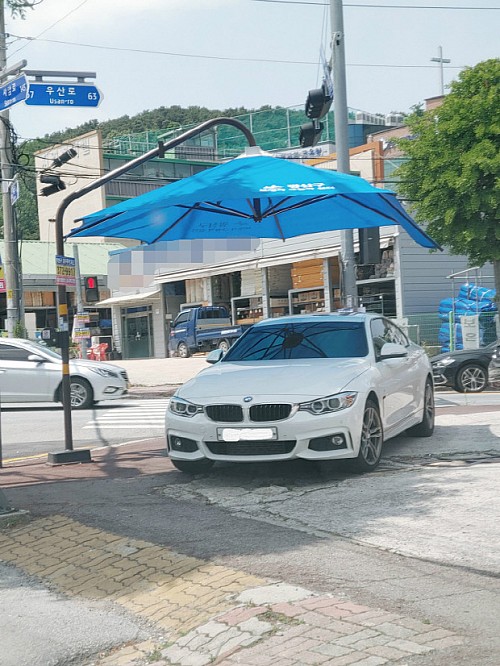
4, 0, 500, 143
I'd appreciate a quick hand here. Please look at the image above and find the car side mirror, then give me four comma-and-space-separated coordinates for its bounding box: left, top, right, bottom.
206, 349, 224, 364
28, 354, 46, 363
380, 342, 407, 359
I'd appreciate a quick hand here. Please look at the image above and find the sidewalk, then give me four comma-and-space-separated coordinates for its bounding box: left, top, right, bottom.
0, 439, 470, 666
1, 361, 499, 665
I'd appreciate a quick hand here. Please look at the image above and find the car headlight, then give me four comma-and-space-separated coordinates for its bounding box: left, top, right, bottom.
298, 391, 357, 415
169, 396, 203, 418
432, 357, 456, 368
88, 367, 119, 379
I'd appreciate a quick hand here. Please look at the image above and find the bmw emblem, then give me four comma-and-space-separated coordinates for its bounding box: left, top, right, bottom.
243, 396, 253, 403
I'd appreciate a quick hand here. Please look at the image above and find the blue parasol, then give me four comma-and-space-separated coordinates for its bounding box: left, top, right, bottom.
67, 153, 441, 250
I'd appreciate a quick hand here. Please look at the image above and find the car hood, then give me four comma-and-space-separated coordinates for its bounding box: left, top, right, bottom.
431, 348, 491, 363
177, 358, 370, 402
68, 358, 126, 375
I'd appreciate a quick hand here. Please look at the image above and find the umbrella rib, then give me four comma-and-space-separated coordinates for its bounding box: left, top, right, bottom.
65, 211, 123, 239
149, 204, 202, 244
263, 194, 334, 217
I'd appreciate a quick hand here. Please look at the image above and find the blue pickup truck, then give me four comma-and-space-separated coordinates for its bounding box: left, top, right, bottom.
169, 306, 243, 358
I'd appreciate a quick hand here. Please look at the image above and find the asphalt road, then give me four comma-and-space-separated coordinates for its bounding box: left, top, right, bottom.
1, 391, 498, 463
0, 398, 169, 462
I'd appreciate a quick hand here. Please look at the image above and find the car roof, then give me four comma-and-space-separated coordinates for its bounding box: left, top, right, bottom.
253, 312, 376, 327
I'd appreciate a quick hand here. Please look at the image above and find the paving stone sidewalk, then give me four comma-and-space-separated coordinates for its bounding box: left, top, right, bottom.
0, 515, 463, 666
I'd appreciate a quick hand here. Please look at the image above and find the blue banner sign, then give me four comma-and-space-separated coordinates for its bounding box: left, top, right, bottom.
26, 82, 102, 107
0, 74, 28, 110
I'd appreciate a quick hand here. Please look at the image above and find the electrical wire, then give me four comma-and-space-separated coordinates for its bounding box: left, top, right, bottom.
251, 0, 500, 9
7, 34, 465, 69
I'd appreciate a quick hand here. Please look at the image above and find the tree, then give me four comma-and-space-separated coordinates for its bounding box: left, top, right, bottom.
396, 59, 500, 298
4, 0, 41, 18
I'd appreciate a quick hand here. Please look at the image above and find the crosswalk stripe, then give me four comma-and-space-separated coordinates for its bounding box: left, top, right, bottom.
83, 399, 170, 429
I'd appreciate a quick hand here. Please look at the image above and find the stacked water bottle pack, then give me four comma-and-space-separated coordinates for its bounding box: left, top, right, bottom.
438, 284, 497, 352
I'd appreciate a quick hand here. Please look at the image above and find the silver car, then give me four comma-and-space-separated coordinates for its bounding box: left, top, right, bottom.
0, 338, 128, 409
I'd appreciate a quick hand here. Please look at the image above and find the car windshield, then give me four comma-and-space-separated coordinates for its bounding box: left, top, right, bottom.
223, 321, 368, 361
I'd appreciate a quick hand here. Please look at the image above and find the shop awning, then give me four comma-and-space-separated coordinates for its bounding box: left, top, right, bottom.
96, 287, 161, 307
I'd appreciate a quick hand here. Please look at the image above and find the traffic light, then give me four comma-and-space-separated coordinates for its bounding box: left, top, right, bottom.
51, 148, 77, 168
299, 81, 333, 148
84, 276, 100, 303
299, 119, 324, 148
305, 83, 333, 120
40, 174, 66, 196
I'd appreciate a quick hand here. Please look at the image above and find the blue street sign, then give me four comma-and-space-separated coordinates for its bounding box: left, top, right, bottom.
25, 82, 102, 108
0, 74, 28, 110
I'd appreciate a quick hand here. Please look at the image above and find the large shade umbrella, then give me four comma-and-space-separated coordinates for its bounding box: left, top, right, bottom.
67, 152, 440, 250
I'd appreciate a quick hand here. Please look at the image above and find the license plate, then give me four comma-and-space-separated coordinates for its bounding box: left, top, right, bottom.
218, 427, 277, 442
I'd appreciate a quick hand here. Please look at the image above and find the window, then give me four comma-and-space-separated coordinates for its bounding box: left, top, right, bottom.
0, 344, 33, 361
173, 312, 190, 327
370, 318, 409, 359
223, 321, 369, 361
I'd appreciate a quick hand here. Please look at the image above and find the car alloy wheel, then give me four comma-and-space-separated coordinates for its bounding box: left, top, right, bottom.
456, 363, 487, 393
70, 378, 93, 409
177, 342, 190, 359
351, 399, 383, 473
407, 379, 435, 437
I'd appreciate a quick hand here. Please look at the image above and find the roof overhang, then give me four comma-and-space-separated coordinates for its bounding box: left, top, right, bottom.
96, 287, 161, 306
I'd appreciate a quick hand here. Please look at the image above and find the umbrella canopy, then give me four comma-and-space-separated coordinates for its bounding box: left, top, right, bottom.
67, 154, 440, 250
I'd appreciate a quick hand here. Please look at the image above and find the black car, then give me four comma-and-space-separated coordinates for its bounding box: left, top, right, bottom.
431, 340, 499, 392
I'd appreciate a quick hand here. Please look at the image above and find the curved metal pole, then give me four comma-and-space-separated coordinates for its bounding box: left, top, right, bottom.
53, 118, 256, 459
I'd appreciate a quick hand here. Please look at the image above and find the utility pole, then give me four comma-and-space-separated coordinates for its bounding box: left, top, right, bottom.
431, 46, 450, 97
330, 0, 357, 307
0, 3, 23, 335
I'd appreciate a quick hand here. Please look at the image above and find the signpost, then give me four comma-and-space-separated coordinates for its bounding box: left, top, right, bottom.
25, 82, 102, 107
0, 73, 28, 110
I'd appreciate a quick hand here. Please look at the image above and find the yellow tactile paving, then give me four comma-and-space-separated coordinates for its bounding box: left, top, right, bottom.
0, 515, 265, 636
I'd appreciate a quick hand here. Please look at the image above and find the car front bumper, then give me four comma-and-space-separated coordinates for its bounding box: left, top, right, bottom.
166, 401, 366, 463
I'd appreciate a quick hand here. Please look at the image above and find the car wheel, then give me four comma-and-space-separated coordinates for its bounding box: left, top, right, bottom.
218, 338, 230, 353
70, 377, 94, 409
177, 342, 190, 359
170, 459, 214, 474
455, 363, 488, 393
407, 379, 435, 437
351, 399, 383, 473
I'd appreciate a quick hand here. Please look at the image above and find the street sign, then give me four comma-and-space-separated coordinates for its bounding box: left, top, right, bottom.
25, 82, 102, 108
55, 255, 76, 287
10, 179, 19, 206
0, 74, 28, 111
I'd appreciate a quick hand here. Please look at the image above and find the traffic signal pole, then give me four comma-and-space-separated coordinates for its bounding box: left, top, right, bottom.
0, 4, 24, 336
330, 0, 357, 307
50, 117, 256, 464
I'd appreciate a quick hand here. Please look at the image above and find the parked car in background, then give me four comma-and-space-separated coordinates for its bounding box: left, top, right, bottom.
0, 338, 129, 409
166, 313, 434, 475
488, 343, 500, 388
169, 306, 243, 358
431, 340, 499, 392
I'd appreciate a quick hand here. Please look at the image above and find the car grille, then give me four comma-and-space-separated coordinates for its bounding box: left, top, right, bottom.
205, 441, 296, 456
249, 404, 292, 422
205, 405, 243, 422
204, 403, 293, 423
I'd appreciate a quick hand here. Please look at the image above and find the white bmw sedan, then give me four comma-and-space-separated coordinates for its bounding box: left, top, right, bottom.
0, 338, 129, 409
166, 313, 434, 474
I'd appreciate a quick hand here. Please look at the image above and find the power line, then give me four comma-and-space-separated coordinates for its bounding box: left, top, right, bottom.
7, 33, 465, 69
251, 0, 500, 8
